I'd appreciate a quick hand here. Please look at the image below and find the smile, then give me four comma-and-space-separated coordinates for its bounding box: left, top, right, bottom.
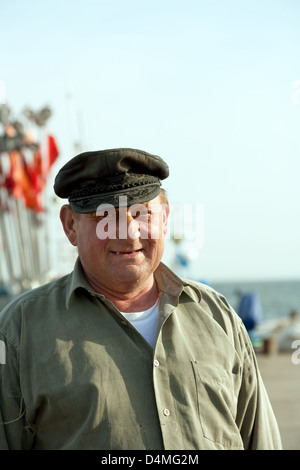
111, 249, 143, 255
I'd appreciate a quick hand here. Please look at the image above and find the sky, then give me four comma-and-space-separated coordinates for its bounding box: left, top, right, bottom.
1, 0, 300, 282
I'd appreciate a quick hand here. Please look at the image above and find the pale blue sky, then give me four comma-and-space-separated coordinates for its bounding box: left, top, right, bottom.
1, 0, 300, 281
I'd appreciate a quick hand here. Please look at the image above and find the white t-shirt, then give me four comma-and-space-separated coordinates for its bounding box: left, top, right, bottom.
120, 299, 159, 348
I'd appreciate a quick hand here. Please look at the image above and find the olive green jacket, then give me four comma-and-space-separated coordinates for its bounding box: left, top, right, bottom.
0, 259, 282, 450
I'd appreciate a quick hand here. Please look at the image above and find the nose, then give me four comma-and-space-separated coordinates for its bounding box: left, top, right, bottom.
128, 216, 140, 240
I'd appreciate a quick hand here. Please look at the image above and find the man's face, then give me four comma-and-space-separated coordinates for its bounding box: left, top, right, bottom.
61, 195, 169, 294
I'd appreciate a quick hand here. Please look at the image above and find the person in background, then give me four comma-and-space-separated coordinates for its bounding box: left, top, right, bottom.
236, 291, 263, 332
0, 148, 282, 450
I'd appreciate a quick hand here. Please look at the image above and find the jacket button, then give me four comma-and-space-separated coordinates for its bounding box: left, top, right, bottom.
154, 359, 160, 367
163, 408, 170, 417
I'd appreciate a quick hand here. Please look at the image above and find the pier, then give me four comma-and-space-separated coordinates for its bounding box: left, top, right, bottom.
257, 352, 300, 450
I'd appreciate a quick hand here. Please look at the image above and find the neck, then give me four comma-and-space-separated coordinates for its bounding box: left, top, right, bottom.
88, 274, 159, 313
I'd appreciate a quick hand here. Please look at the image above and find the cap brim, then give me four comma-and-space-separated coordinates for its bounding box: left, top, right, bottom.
70, 183, 161, 213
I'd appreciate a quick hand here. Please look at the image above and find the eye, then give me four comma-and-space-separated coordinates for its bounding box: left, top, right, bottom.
134, 210, 152, 220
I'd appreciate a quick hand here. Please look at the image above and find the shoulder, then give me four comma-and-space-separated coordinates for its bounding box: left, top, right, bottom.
182, 278, 244, 337
182, 279, 253, 360
0, 275, 70, 337
182, 277, 234, 311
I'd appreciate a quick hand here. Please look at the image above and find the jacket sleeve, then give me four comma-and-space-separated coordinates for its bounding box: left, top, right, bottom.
0, 333, 27, 450
236, 323, 282, 449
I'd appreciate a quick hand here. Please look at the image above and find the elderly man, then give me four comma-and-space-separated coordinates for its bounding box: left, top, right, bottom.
0, 148, 281, 450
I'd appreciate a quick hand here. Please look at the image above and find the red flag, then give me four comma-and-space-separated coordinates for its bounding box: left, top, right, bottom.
48, 135, 59, 168
32, 134, 59, 180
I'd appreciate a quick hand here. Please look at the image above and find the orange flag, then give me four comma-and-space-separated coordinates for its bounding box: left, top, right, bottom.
9, 151, 43, 212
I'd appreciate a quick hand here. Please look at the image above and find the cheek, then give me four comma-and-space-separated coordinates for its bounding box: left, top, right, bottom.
147, 239, 165, 263
76, 225, 106, 258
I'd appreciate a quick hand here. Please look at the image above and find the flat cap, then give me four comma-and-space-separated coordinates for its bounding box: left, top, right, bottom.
54, 148, 169, 212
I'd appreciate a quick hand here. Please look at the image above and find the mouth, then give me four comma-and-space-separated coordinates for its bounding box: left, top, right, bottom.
111, 248, 144, 256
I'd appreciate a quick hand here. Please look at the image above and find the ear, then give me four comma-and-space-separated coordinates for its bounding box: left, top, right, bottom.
60, 205, 78, 246
162, 200, 170, 238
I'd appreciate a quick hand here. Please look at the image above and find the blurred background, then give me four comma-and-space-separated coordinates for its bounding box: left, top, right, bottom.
1, 0, 300, 449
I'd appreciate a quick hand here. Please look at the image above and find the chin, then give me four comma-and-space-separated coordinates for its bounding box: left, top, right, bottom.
113, 265, 148, 282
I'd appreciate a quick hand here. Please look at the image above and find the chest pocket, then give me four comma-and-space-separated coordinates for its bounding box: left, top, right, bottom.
192, 361, 244, 449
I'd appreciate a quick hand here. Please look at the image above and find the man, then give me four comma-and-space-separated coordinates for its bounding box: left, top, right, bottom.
0, 148, 281, 450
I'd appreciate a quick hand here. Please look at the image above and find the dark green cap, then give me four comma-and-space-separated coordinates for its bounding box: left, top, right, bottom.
53, 148, 169, 213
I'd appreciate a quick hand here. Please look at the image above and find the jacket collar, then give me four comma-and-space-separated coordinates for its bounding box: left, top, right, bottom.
66, 257, 202, 309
